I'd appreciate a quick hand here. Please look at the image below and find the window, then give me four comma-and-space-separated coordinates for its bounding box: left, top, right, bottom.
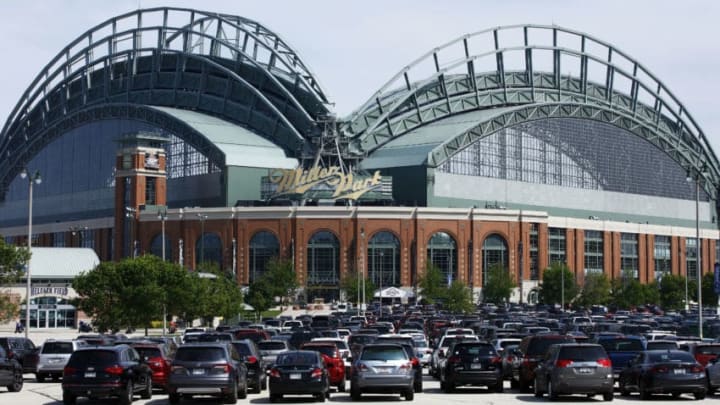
686, 238, 698, 281
584, 230, 603, 274
529, 224, 539, 280
249, 231, 280, 283
482, 234, 509, 286
150, 233, 173, 261
145, 177, 156, 205
548, 228, 566, 265
654, 235, 671, 282
427, 232, 457, 285
368, 231, 401, 288
307, 231, 339, 286
620, 233, 639, 279
53, 232, 65, 247
196, 233, 223, 270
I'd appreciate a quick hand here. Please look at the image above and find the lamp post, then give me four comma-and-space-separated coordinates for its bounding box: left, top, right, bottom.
125, 207, 137, 258
379, 251, 385, 307
197, 213, 208, 266
157, 208, 167, 261
21, 168, 41, 338
360, 228, 365, 314
688, 169, 705, 338
70, 226, 88, 247
561, 266, 565, 313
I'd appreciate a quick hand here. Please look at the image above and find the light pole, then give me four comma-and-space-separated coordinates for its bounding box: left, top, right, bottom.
561, 266, 565, 313
360, 228, 365, 314
688, 171, 704, 338
157, 208, 167, 261
379, 251, 385, 307
70, 226, 88, 247
125, 207, 137, 258
197, 213, 208, 266
21, 168, 41, 338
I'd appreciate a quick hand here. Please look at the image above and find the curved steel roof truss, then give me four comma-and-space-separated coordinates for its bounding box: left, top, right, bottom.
345, 25, 719, 197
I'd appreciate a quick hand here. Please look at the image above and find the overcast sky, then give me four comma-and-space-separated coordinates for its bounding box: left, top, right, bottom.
1, 0, 719, 154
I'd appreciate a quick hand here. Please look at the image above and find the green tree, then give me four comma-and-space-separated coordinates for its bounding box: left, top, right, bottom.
340, 270, 375, 308
482, 263, 516, 304
701, 272, 718, 310
577, 272, 611, 308
0, 238, 30, 322
610, 270, 645, 309
418, 263, 448, 304
263, 258, 298, 309
658, 274, 687, 310
641, 281, 661, 306
539, 262, 578, 307
445, 280, 474, 313
73, 261, 127, 332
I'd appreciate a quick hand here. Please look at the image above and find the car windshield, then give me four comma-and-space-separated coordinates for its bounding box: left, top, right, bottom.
304, 346, 335, 357
558, 346, 606, 361
454, 344, 496, 356
175, 347, 225, 362
361, 346, 407, 361
258, 341, 287, 350
277, 352, 317, 365
599, 339, 644, 352
697, 346, 720, 355
231, 343, 252, 356
648, 352, 695, 363
526, 337, 575, 356
349, 335, 377, 345
135, 347, 162, 359
42, 342, 73, 354
67, 350, 117, 367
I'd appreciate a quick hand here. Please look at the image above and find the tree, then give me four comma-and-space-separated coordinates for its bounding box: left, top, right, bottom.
482, 263, 516, 304
72, 260, 127, 332
610, 274, 644, 310
701, 272, 718, 310
445, 281, 474, 313
658, 274, 687, 310
263, 258, 298, 309
418, 263, 447, 304
576, 272, 611, 308
340, 270, 375, 308
539, 262, 578, 307
0, 239, 30, 323
245, 278, 274, 318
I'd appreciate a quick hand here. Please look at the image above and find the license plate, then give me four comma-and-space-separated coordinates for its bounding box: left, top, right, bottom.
578, 368, 592, 374
192, 369, 205, 375
674, 369, 686, 375
470, 363, 483, 370
84, 372, 95, 378
376, 368, 391, 374
613, 373, 619, 379
49, 359, 62, 364
290, 373, 301, 380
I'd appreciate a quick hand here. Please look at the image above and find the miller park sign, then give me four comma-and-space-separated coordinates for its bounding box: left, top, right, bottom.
268, 164, 383, 200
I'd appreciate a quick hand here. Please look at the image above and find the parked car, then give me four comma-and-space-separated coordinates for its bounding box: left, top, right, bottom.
500, 344, 520, 382
618, 349, 706, 400
311, 337, 352, 379
0, 336, 39, 374
61, 344, 153, 405
685, 343, 720, 367
512, 334, 576, 391
268, 350, 330, 402
129, 342, 173, 392
705, 357, 720, 394
167, 342, 247, 404
375, 335, 423, 392
35, 339, 87, 382
257, 340, 290, 369
430, 334, 480, 378
645, 340, 679, 350
350, 343, 415, 401
0, 346, 23, 392
230, 339, 266, 393
533, 343, 614, 401
595, 335, 646, 380
301, 342, 346, 392
439, 341, 504, 393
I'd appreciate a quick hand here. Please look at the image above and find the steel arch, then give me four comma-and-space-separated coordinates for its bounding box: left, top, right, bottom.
344, 24, 719, 197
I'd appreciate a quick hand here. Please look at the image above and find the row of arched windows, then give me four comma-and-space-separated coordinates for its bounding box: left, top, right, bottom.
148, 230, 510, 286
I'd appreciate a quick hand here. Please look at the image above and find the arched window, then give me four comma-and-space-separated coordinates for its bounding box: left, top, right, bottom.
482, 234, 508, 285
196, 233, 223, 270
249, 231, 280, 283
307, 231, 339, 287
150, 234, 173, 261
368, 231, 401, 289
427, 232, 457, 285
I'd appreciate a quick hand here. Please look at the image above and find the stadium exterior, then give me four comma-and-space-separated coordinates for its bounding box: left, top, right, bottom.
1, 8, 720, 312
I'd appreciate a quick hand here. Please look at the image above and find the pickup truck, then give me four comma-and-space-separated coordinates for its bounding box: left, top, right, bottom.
595, 335, 646, 380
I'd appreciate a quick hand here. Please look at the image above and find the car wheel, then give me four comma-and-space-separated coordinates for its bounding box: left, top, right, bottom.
224, 380, 238, 404
118, 381, 133, 405
269, 393, 281, 403
141, 375, 152, 399
238, 379, 248, 399
707, 375, 716, 395
350, 385, 361, 401
404, 388, 414, 401
494, 379, 504, 393
672, 392, 681, 398
694, 391, 706, 400
8, 369, 23, 392
443, 380, 454, 393
533, 378, 543, 398
639, 380, 651, 400
63, 391, 77, 405
619, 378, 630, 396
519, 378, 530, 393
169, 392, 181, 404
314, 392, 325, 402
548, 380, 558, 401
251, 375, 262, 394
339, 379, 346, 392
261, 375, 268, 391
36, 373, 45, 383
603, 392, 614, 401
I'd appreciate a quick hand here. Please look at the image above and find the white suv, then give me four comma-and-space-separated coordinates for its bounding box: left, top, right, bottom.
35, 339, 87, 382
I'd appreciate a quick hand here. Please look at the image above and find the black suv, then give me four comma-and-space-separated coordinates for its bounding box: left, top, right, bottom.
512, 334, 576, 392
0, 346, 23, 392
168, 342, 248, 404
230, 339, 266, 393
0, 336, 39, 374
62, 344, 153, 405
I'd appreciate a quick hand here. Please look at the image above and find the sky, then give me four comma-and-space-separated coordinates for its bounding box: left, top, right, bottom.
1, 0, 719, 153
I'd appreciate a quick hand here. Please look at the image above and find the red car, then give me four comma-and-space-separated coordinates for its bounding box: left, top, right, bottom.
129, 342, 173, 392
687, 343, 720, 367
301, 342, 346, 392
